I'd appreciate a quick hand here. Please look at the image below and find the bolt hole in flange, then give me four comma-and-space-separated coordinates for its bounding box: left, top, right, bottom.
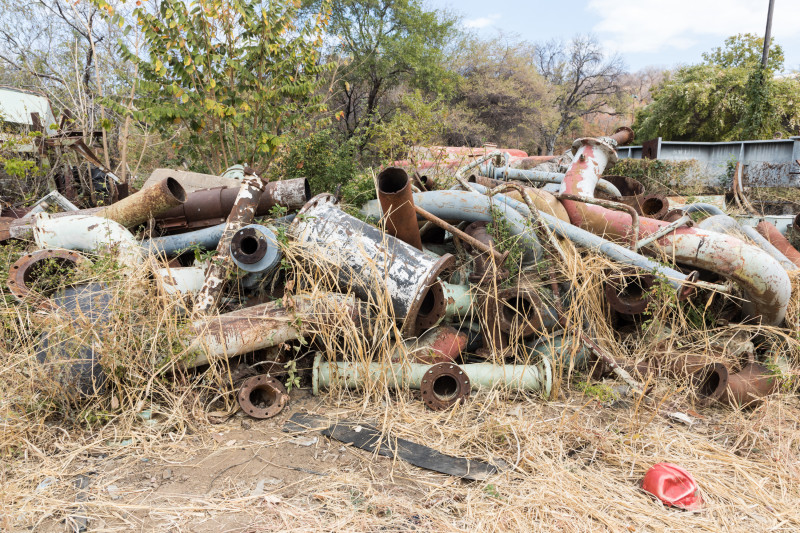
420, 363, 470, 410
237, 375, 288, 419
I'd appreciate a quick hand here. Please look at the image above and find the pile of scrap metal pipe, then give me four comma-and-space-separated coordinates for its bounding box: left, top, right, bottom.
6, 128, 796, 414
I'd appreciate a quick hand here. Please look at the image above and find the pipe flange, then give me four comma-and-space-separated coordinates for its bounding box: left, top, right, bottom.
604, 269, 656, 315
231, 226, 268, 264
238, 375, 288, 419
7, 249, 89, 309
693, 362, 730, 406
406, 254, 455, 336
420, 362, 471, 411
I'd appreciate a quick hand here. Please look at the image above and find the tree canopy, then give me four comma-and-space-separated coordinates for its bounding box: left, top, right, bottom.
634, 33, 800, 142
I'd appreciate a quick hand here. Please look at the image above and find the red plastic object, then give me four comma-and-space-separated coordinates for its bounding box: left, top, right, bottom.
642, 463, 704, 511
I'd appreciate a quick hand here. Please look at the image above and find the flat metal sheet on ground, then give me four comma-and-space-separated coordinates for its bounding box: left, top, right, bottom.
283, 412, 504, 481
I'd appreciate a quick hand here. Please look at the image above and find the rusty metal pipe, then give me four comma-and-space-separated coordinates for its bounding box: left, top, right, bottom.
723, 362, 778, 408
609, 126, 634, 146
557, 131, 791, 326
558, 193, 640, 250
185, 293, 360, 368
193, 174, 265, 315
96, 177, 186, 228
377, 167, 423, 250
155, 178, 310, 232
755, 221, 800, 268
414, 205, 507, 264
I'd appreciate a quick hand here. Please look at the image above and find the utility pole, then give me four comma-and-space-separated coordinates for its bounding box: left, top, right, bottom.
761, 0, 775, 69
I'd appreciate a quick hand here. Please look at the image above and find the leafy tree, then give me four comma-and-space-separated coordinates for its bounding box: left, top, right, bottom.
118, 0, 331, 173
322, 0, 459, 143
702, 33, 784, 71
533, 35, 625, 154
634, 34, 800, 142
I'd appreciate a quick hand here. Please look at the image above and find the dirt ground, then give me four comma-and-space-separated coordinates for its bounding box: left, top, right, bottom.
7, 384, 800, 533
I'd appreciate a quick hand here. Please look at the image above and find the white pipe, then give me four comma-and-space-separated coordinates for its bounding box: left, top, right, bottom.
155, 266, 206, 296
32, 213, 142, 265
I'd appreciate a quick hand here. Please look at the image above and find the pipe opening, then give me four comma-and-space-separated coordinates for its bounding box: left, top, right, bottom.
502, 295, 535, 324
240, 235, 262, 256
165, 177, 187, 202
697, 369, 721, 398
249, 384, 279, 410
432, 374, 459, 401
641, 197, 665, 217
27, 258, 80, 296
378, 168, 410, 194
417, 289, 437, 318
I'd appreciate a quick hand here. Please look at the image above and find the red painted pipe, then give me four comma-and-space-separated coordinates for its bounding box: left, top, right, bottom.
557, 132, 791, 326
755, 221, 800, 268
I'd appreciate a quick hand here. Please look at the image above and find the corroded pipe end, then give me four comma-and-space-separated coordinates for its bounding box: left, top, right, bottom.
377, 167, 423, 250
420, 362, 471, 411
231, 226, 268, 264
694, 362, 730, 405
162, 176, 187, 203
238, 375, 288, 419
611, 126, 634, 146
724, 362, 779, 408
604, 269, 656, 315
378, 167, 411, 195
496, 288, 545, 336
639, 195, 669, 220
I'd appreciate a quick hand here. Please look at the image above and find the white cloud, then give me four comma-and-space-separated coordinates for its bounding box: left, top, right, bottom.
463, 13, 501, 29
588, 0, 800, 55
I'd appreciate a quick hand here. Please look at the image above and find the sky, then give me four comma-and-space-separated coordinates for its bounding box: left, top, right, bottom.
428, 0, 800, 72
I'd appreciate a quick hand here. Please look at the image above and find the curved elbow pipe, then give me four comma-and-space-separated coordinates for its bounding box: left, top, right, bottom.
410, 191, 543, 264
697, 215, 796, 271
32, 213, 142, 265
558, 136, 791, 325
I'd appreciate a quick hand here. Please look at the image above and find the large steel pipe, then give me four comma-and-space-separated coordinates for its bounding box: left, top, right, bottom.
377, 167, 423, 250
755, 221, 800, 268
557, 131, 791, 326
313, 353, 551, 396
97, 177, 186, 228
291, 194, 454, 335
156, 178, 310, 231
186, 293, 361, 368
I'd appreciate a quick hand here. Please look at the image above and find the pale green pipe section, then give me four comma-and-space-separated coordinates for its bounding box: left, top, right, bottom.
442, 282, 473, 320
312, 353, 552, 395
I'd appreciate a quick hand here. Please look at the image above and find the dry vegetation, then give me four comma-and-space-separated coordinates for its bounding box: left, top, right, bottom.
1, 195, 800, 532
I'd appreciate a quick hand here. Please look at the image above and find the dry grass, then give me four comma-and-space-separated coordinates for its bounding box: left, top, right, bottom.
1, 197, 800, 532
